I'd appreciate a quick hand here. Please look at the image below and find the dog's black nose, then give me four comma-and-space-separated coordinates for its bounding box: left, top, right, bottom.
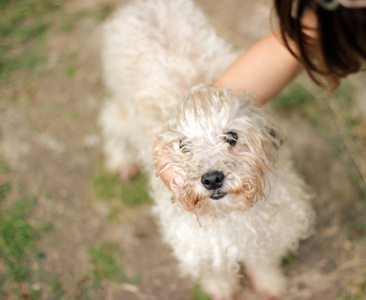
201, 171, 225, 190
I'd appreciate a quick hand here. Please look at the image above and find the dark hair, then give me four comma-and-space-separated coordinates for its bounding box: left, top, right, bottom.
274, 0, 366, 90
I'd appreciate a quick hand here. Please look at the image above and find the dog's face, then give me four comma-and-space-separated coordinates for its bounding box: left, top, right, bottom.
154, 85, 283, 218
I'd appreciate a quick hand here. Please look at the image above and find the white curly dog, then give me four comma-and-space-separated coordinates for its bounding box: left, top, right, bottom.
100, 0, 315, 299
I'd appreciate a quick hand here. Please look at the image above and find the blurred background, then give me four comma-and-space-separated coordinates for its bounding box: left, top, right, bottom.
1, 0, 365, 299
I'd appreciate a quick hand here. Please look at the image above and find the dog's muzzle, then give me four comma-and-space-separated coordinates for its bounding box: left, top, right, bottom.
201, 171, 227, 200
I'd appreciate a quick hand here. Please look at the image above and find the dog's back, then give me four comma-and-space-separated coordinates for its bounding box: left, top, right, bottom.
102, 0, 237, 106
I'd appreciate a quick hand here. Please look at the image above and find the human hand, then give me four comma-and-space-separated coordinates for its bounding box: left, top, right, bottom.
153, 139, 185, 191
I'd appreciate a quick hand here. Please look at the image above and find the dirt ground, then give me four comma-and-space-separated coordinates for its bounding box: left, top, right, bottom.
1, 0, 366, 299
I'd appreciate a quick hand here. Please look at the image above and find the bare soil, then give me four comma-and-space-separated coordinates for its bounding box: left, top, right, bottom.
1, 0, 365, 299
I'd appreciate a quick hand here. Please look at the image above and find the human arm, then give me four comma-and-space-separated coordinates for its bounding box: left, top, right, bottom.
213, 29, 303, 104
153, 139, 185, 189
155, 29, 303, 190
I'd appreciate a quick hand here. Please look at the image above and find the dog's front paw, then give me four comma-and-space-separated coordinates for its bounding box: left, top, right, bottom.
246, 264, 287, 299
200, 275, 238, 300
117, 163, 139, 181
105, 157, 140, 181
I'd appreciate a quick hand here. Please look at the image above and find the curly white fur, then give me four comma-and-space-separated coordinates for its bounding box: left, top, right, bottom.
100, 1, 315, 299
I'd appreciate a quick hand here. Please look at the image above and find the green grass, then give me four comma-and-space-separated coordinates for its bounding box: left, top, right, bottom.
274, 80, 366, 231
272, 81, 355, 122
86, 242, 139, 288
273, 81, 366, 190
271, 81, 338, 134
93, 169, 151, 208
0, 159, 65, 299
0, 163, 37, 287
272, 82, 319, 117
276, 79, 366, 298
0, 0, 117, 82
192, 284, 212, 300
281, 252, 298, 266
0, 0, 65, 81
63, 65, 76, 78
0, 158, 141, 300
0, 159, 10, 174
0, 166, 141, 298
65, 241, 140, 299
0, 181, 11, 201
338, 276, 366, 300
0, 195, 37, 282
95, 3, 114, 22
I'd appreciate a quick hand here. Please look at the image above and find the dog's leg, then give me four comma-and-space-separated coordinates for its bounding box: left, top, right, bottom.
99, 100, 139, 180
156, 214, 240, 300
200, 272, 238, 300
245, 261, 287, 299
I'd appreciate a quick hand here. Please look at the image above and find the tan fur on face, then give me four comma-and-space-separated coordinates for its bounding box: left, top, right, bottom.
153, 86, 282, 218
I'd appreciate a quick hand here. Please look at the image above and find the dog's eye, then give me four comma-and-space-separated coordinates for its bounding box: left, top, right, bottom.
179, 139, 191, 153
224, 131, 238, 146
